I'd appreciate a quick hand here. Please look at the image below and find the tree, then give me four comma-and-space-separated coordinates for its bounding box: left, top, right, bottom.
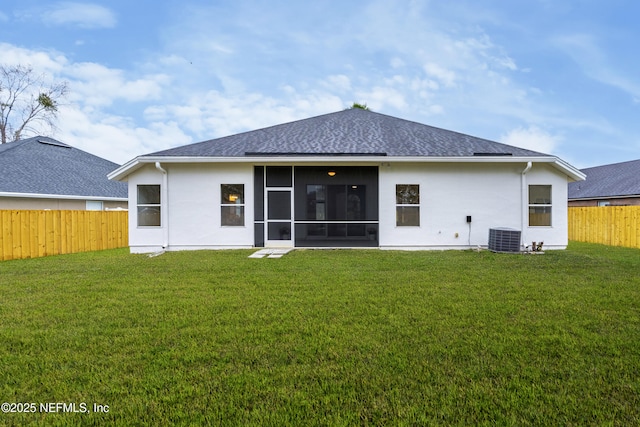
0, 64, 69, 143
349, 102, 370, 110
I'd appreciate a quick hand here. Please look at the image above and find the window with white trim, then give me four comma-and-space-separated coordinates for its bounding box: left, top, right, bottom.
529, 185, 552, 226
86, 201, 103, 211
221, 184, 245, 226
396, 184, 420, 226
137, 185, 161, 226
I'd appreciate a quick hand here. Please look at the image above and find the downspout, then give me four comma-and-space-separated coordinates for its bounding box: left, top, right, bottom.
155, 162, 169, 249
521, 161, 532, 249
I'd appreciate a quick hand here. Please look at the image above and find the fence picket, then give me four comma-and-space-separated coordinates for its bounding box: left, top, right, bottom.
1, 208, 636, 259
0, 210, 128, 261
568, 206, 640, 249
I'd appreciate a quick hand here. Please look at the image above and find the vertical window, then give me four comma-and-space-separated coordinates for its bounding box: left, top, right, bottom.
221, 184, 245, 226
137, 185, 161, 226
86, 201, 103, 211
529, 185, 552, 226
396, 184, 420, 226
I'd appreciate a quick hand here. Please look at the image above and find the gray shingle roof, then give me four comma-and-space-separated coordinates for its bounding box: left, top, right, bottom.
146, 109, 547, 158
568, 159, 640, 199
0, 136, 127, 199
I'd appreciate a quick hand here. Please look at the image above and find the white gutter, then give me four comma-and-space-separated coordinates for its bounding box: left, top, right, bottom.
109, 155, 585, 181
570, 194, 640, 201
0, 191, 127, 201
552, 157, 586, 182
155, 162, 169, 249
521, 161, 533, 248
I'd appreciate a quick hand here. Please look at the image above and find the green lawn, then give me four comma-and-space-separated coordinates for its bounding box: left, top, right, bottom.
1, 242, 639, 426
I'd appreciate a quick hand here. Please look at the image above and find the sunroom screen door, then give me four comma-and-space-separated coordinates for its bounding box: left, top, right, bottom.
265, 189, 293, 247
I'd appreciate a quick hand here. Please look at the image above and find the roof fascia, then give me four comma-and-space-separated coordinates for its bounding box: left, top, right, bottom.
108, 156, 143, 181
569, 194, 640, 201
109, 155, 585, 181
552, 157, 586, 182
0, 192, 127, 201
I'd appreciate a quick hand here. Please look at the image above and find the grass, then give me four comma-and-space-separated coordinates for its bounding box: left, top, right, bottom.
0, 242, 639, 426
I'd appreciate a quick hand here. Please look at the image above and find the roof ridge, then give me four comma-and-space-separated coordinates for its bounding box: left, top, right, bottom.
146, 109, 549, 158
582, 158, 640, 171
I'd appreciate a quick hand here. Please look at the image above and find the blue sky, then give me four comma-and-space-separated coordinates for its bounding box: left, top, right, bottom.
1, 0, 639, 168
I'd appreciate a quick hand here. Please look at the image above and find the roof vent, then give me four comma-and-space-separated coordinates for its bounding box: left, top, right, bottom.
488, 227, 521, 253
244, 151, 387, 156
38, 139, 71, 148
473, 152, 512, 156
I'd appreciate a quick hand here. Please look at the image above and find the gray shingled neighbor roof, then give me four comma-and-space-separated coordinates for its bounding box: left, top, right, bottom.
0, 136, 127, 198
146, 108, 547, 158
568, 159, 640, 200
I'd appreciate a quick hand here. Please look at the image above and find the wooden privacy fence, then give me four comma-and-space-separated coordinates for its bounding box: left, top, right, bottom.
568, 206, 640, 249
0, 210, 128, 261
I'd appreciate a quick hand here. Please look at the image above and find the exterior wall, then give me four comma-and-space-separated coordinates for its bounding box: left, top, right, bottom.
127, 163, 254, 253
378, 162, 570, 250
0, 197, 127, 210
568, 197, 640, 207
126, 161, 572, 253
525, 164, 570, 249
127, 164, 165, 253
167, 163, 254, 249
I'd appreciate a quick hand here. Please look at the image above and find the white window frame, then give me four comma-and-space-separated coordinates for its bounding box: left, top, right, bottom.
86, 200, 103, 211
528, 185, 552, 227
221, 184, 245, 227
396, 184, 420, 227
137, 184, 161, 227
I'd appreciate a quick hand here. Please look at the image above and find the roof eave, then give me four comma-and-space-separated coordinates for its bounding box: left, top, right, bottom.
552, 157, 586, 182
569, 194, 640, 201
0, 191, 127, 201
108, 156, 144, 181
109, 154, 585, 181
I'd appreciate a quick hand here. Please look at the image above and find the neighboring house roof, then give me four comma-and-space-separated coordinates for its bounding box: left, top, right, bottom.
568, 159, 640, 200
0, 136, 127, 200
109, 109, 585, 181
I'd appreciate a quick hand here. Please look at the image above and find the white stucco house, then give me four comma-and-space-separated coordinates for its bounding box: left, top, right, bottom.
108, 109, 585, 253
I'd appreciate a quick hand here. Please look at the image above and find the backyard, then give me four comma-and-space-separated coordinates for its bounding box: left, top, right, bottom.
0, 242, 638, 426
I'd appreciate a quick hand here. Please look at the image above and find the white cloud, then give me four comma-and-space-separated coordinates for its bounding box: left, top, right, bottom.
429, 105, 445, 115
357, 86, 407, 111
501, 126, 561, 154
423, 63, 457, 88
0, 43, 68, 73
390, 57, 405, 68
57, 105, 192, 164
554, 33, 640, 102
323, 75, 352, 92
5, 2, 627, 168
66, 63, 170, 107
145, 88, 344, 142
41, 2, 116, 29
